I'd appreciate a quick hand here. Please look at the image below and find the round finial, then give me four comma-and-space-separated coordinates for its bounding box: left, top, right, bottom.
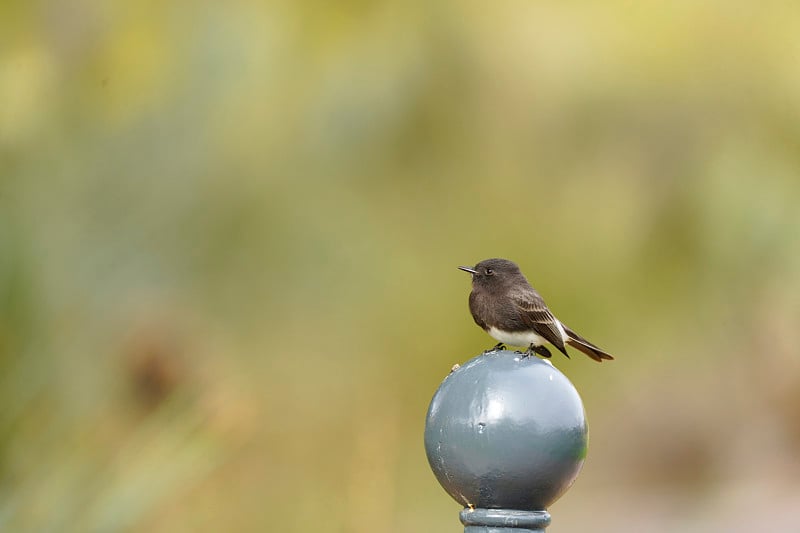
424, 350, 588, 531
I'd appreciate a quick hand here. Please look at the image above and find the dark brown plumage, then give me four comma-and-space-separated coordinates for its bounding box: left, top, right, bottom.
459, 258, 614, 362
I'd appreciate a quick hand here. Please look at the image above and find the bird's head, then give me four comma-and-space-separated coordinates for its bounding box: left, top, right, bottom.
458, 258, 526, 288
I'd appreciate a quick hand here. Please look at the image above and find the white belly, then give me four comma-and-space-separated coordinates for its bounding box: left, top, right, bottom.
487, 321, 567, 347
487, 327, 547, 347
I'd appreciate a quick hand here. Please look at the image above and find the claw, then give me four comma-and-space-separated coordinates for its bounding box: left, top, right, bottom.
518, 343, 531, 358
483, 342, 506, 354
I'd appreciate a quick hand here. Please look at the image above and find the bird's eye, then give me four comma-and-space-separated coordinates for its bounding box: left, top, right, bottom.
485, 268, 494, 275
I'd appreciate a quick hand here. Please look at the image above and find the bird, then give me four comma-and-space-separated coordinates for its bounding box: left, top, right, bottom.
459, 258, 614, 362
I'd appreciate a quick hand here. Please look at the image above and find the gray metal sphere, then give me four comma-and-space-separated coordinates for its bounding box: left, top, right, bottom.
424, 350, 588, 511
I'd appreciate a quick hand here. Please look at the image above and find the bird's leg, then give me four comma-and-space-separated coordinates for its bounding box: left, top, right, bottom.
522, 344, 535, 358
523, 344, 552, 359
484, 342, 506, 354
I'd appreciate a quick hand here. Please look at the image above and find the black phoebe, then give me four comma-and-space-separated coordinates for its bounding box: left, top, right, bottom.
459, 258, 614, 362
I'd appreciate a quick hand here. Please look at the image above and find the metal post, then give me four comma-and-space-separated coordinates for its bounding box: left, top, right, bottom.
424, 350, 588, 532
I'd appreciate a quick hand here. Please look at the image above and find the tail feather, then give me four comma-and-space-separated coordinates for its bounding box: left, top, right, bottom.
563, 325, 614, 363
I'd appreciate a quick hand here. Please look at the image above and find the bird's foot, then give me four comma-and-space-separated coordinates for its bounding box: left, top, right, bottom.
483, 342, 506, 354
521, 346, 534, 358
522, 344, 552, 359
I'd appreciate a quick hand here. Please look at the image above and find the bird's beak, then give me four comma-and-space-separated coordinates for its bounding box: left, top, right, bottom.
458, 266, 478, 274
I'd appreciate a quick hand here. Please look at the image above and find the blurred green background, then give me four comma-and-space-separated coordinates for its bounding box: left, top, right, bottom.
2, 1, 800, 531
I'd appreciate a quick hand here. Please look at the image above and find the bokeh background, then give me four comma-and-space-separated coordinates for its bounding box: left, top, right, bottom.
2, 1, 800, 531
